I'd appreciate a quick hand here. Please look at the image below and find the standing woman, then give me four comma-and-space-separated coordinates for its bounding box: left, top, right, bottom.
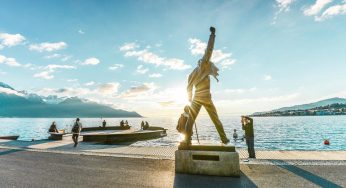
72, 118, 82, 147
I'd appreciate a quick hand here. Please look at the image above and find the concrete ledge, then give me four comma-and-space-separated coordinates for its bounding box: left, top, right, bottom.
178, 144, 235, 152
48, 133, 66, 140
175, 149, 240, 177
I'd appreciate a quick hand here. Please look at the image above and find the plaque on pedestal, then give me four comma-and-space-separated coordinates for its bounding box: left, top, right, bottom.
175, 144, 240, 177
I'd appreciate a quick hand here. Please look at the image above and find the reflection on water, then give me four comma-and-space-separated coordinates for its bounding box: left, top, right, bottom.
0, 116, 345, 150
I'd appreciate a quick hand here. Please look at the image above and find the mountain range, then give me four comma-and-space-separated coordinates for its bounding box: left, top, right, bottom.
252, 97, 346, 116
0, 82, 141, 118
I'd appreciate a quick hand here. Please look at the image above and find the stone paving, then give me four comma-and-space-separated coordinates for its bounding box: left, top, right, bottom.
1, 138, 346, 163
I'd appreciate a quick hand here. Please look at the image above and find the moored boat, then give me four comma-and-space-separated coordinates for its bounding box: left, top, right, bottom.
0, 135, 19, 140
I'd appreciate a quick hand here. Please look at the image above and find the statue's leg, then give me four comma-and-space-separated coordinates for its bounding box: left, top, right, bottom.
189, 98, 202, 123
186, 98, 202, 140
204, 99, 228, 142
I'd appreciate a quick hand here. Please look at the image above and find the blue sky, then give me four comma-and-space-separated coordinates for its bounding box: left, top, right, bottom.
1, 0, 346, 116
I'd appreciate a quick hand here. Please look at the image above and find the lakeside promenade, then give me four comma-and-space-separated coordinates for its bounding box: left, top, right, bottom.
0, 139, 345, 187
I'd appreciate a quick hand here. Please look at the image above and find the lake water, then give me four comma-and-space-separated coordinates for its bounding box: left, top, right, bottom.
0, 116, 345, 150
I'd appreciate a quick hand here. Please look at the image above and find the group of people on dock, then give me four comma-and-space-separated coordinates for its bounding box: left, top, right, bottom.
140, 121, 150, 130
48, 119, 155, 148
120, 120, 130, 127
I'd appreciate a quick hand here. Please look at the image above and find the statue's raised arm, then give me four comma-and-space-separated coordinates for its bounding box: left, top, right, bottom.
201, 27, 216, 64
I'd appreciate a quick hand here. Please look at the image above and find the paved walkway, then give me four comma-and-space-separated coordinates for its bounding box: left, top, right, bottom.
0, 148, 345, 188
1, 138, 346, 162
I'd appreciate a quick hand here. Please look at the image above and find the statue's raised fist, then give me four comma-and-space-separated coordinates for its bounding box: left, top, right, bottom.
210, 27, 216, 34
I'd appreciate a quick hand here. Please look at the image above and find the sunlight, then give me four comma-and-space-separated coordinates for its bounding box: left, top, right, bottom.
166, 85, 190, 106
178, 133, 185, 142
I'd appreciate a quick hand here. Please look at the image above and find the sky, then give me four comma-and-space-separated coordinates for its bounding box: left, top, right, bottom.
1, 0, 346, 117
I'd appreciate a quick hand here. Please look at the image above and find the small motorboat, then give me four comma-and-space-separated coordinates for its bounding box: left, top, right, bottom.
0, 135, 19, 140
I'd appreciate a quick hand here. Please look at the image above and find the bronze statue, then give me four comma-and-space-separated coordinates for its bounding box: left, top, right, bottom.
185, 26, 230, 145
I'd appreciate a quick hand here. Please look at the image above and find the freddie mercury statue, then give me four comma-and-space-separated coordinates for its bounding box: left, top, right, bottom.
186, 26, 230, 145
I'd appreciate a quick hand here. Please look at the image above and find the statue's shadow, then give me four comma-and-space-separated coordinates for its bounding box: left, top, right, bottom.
173, 172, 257, 188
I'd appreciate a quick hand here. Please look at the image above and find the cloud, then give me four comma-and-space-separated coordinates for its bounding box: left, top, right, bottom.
188, 38, 236, 69
0, 33, 25, 48
44, 53, 71, 61
33, 64, 76, 80
315, 1, 346, 21
37, 87, 92, 97
216, 93, 300, 114
264, 75, 272, 81
120, 42, 139, 51
136, 65, 149, 74
36, 82, 119, 98
67, 79, 78, 82
276, 0, 295, 12
33, 71, 54, 79
188, 38, 207, 55
149, 73, 162, 78
272, 0, 295, 24
84, 81, 95, 86
78, 29, 85, 34
0, 87, 24, 96
225, 87, 257, 94
304, 0, 333, 16
120, 42, 191, 70
109, 64, 124, 70
44, 53, 61, 59
81, 57, 100, 65
29, 42, 67, 52
45, 64, 75, 71
0, 54, 21, 67
97, 82, 120, 95
158, 100, 175, 107
119, 82, 157, 98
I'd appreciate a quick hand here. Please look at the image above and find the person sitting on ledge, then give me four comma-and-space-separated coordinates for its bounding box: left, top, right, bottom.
102, 120, 106, 128
48, 121, 59, 133
141, 121, 145, 130
144, 121, 150, 130
125, 120, 129, 127
120, 120, 125, 127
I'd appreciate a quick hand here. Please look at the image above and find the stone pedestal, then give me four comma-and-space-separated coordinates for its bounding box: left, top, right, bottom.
175, 144, 240, 177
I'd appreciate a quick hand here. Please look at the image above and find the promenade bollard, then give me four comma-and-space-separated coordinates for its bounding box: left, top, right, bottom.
175, 144, 240, 177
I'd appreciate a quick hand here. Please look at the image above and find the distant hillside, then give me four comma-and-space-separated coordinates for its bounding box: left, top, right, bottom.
253, 97, 346, 116
0, 82, 141, 118
274, 98, 346, 112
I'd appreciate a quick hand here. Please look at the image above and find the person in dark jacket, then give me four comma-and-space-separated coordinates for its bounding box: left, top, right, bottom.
49, 121, 59, 133
72, 118, 82, 147
242, 116, 255, 158
102, 120, 107, 128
